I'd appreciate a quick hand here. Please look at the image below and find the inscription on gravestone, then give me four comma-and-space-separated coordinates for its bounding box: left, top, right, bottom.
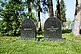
21, 19, 36, 39
44, 16, 62, 40
47, 26, 59, 32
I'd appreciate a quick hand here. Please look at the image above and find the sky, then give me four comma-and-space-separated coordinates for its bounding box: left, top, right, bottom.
64, 0, 76, 21
41, 0, 76, 24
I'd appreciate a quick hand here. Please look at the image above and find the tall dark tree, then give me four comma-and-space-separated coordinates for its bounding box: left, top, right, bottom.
27, 0, 32, 19
56, 0, 60, 20
55, 0, 66, 25
37, 0, 42, 32
60, 0, 66, 24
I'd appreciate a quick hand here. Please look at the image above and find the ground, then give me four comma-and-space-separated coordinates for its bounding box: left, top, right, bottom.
0, 33, 81, 54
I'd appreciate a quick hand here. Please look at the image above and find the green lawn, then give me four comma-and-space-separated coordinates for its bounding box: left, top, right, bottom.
0, 33, 81, 54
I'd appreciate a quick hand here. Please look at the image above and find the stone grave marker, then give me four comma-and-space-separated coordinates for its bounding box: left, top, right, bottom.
21, 19, 36, 39
44, 16, 62, 40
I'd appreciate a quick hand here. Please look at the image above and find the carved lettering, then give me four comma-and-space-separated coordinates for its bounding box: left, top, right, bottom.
24, 28, 32, 31
47, 26, 58, 32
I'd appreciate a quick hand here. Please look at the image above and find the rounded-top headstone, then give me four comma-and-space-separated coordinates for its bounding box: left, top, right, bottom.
44, 16, 62, 40
21, 19, 36, 39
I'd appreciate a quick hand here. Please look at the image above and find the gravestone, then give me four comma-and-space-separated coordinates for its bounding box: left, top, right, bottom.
21, 19, 36, 39
44, 16, 62, 40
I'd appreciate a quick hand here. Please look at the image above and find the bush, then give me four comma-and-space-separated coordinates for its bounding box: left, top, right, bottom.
62, 29, 72, 33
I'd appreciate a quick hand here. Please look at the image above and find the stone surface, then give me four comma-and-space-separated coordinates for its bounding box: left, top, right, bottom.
21, 19, 36, 39
44, 16, 62, 40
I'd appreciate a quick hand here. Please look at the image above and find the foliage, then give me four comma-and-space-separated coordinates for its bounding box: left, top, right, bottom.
67, 20, 71, 26
60, 0, 66, 22
55, 0, 66, 24
0, 0, 24, 36
41, 0, 48, 13
62, 29, 72, 33
0, 20, 1, 35
1, 33, 81, 54
0, 0, 67, 36
23, 0, 36, 20
0, 0, 47, 36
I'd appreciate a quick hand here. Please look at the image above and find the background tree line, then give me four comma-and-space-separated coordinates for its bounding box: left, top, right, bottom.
0, 0, 66, 36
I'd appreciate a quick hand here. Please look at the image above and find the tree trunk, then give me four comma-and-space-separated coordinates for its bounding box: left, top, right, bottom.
56, 0, 60, 20
72, 0, 81, 36
48, 0, 54, 17
37, 0, 42, 32
28, 2, 31, 19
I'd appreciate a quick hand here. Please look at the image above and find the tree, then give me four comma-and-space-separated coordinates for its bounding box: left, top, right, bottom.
56, 0, 60, 20
47, 0, 54, 17
24, 0, 36, 20
37, 0, 42, 32
0, 0, 24, 36
24, 0, 42, 32
55, 0, 66, 25
26, 0, 32, 19
72, 0, 81, 36
60, 0, 66, 24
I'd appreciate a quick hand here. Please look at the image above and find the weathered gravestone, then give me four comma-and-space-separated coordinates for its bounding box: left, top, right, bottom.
21, 19, 36, 39
44, 16, 62, 40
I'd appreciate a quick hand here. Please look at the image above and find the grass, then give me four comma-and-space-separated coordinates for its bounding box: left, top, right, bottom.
0, 33, 81, 54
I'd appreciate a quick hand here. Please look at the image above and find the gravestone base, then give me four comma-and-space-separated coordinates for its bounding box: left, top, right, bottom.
21, 37, 36, 40
44, 38, 65, 41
